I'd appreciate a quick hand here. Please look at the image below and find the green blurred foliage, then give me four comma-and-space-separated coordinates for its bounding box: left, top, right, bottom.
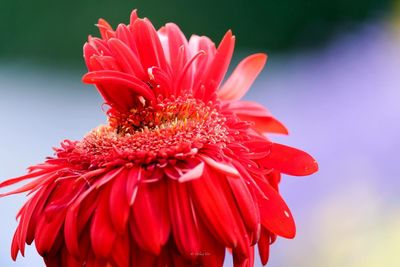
0, 0, 391, 64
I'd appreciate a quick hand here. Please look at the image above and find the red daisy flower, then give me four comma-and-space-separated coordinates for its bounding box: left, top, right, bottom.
0, 10, 318, 267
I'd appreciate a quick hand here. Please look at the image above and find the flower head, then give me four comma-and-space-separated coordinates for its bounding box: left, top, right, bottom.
0, 10, 318, 267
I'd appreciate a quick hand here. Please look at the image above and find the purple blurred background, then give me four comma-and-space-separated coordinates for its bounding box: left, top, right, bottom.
0, 7, 399, 267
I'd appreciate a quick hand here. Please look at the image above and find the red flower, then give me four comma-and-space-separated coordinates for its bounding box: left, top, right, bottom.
0, 10, 318, 267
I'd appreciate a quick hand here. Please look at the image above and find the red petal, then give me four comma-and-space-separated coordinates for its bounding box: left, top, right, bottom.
83, 42, 99, 71
190, 169, 238, 247
233, 245, 254, 267
110, 232, 130, 267
131, 18, 168, 71
130, 246, 157, 267
260, 143, 318, 176
93, 167, 123, 189
158, 23, 192, 96
147, 66, 172, 96
35, 181, 79, 256
167, 180, 201, 257
199, 155, 240, 177
90, 55, 120, 71
219, 53, 267, 100
174, 50, 205, 96
130, 10, 138, 26
189, 35, 216, 86
86, 251, 109, 267
227, 101, 288, 134
126, 167, 140, 206
65, 189, 99, 259
255, 178, 296, 238
60, 245, 82, 267
109, 168, 130, 233
90, 186, 117, 258
198, 225, 226, 267
35, 209, 65, 255
88, 36, 113, 56
0, 166, 59, 189
0, 171, 56, 197
178, 161, 204, 182
227, 177, 260, 238
243, 115, 289, 135
107, 38, 146, 79
115, 23, 137, 52
258, 227, 271, 265
18, 183, 54, 256
64, 205, 80, 258
227, 100, 273, 117
96, 19, 114, 40
216, 176, 251, 257
11, 230, 19, 260
130, 181, 170, 254
82, 70, 156, 108
266, 170, 281, 191
198, 30, 235, 99
158, 23, 189, 72
82, 70, 154, 99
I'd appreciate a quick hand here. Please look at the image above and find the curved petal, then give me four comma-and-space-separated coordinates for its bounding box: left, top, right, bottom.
226, 100, 272, 117
96, 18, 115, 40
129, 10, 139, 26
243, 115, 289, 135
90, 186, 117, 258
158, 23, 189, 71
131, 18, 168, 71
0, 166, 60, 189
218, 53, 267, 101
198, 219, 226, 267
259, 143, 318, 176
35, 208, 65, 255
107, 38, 146, 79
254, 177, 296, 238
110, 231, 130, 267
14, 183, 53, 257
258, 227, 271, 265
199, 155, 240, 177
88, 36, 113, 56
147, 66, 172, 96
227, 100, 288, 134
82, 70, 156, 107
90, 55, 120, 71
65, 189, 99, 259
227, 177, 260, 237
178, 161, 204, 182
167, 180, 201, 257
189, 35, 216, 83
198, 30, 235, 99
109, 168, 130, 234
190, 168, 239, 247
83, 42, 100, 71
130, 181, 170, 254
115, 23, 137, 53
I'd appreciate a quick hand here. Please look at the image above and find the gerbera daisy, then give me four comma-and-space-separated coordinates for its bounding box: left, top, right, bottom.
0, 10, 318, 267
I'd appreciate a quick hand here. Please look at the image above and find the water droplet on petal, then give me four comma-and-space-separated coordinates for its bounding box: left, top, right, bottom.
284, 211, 290, 218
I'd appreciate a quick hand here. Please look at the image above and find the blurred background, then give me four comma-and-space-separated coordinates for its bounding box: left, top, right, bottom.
0, 0, 399, 266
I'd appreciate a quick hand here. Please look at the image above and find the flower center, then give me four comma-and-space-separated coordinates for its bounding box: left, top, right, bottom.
76, 95, 230, 167
108, 95, 221, 135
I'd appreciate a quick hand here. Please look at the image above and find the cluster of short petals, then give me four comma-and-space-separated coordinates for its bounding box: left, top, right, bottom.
0, 10, 318, 267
